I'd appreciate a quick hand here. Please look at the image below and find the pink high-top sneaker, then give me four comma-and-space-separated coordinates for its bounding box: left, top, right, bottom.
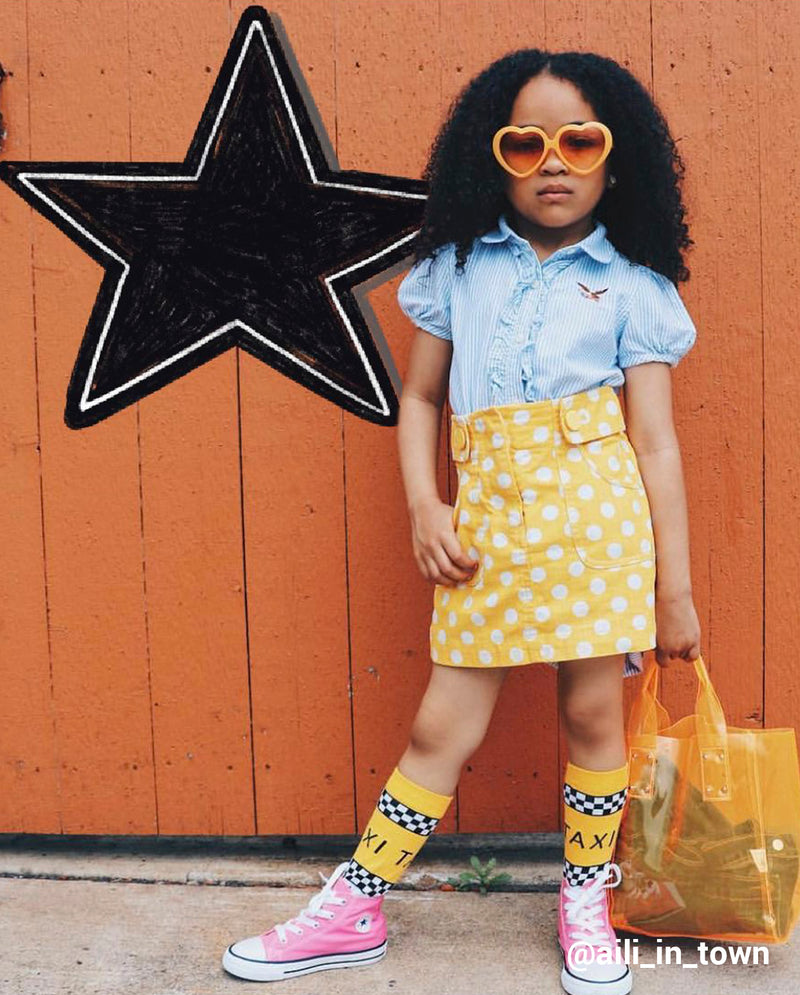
222, 861, 388, 982
557, 861, 632, 995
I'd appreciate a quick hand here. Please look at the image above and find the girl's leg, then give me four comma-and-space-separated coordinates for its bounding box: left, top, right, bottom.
557, 653, 629, 887
343, 663, 511, 895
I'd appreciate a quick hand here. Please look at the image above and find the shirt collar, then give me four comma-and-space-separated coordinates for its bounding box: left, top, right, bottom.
479, 213, 615, 264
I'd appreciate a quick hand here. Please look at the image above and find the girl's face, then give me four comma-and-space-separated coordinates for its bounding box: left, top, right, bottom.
501, 72, 611, 236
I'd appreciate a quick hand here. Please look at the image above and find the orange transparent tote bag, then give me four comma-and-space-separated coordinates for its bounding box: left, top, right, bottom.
610, 654, 800, 944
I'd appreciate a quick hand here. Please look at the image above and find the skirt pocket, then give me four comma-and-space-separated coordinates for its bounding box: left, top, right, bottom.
557, 408, 653, 570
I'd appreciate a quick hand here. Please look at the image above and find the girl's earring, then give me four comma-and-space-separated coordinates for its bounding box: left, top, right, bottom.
608, 174, 617, 188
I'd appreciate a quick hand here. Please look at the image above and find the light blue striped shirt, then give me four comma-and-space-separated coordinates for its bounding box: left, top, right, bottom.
397, 213, 697, 416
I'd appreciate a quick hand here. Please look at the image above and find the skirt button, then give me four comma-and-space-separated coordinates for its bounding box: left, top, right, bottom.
564, 409, 582, 431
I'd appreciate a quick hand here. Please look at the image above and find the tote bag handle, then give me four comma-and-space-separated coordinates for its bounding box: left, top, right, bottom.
627, 654, 732, 802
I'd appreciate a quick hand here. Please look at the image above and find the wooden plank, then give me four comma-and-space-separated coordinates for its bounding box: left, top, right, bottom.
128, 0, 254, 834
651, 0, 763, 729
230, 0, 357, 833
0, 0, 61, 831
761, 0, 800, 730
25, 0, 154, 832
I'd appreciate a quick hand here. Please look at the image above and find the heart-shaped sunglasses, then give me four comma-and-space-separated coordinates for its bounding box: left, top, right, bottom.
492, 121, 613, 177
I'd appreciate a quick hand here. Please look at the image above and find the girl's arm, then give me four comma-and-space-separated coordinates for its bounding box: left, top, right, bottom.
622, 362, 701, 663
397, 330, 478, 585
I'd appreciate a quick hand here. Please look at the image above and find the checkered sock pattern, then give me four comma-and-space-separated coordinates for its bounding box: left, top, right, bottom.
343, 766, 453, 897
563, 760, 629, 888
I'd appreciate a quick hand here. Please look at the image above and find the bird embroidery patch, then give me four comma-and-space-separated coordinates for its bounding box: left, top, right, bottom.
577, 282, 609, 301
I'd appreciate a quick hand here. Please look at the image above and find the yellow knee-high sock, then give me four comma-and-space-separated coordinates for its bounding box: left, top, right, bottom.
563, 760, 629, 887
343, 766, 454, 897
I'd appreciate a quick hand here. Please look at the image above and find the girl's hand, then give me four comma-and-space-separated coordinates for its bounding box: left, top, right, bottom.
654, 590, 701, 668
410, 496, 480, 585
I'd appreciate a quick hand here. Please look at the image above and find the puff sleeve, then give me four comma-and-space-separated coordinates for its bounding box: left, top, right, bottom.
617, 266, 697, 369
396, 243, 456, 341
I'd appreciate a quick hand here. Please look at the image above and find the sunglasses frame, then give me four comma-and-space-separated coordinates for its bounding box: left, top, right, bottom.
492, 121, 613, 178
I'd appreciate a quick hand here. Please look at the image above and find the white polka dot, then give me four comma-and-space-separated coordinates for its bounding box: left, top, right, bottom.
511, 549, 526, 565
497, 472, 512, 488
461, 631, 475, 644
505, 608, 519, 624
627, 573, 643, 590
551, 584, 568, 599
533, 425, 550, 442
527, 527, 542, 543
515, 450, 532, 466
616, 636, 633, 653
523, 627, 538, 641
481, 456, 495, 471
577, 483, 594, 500
492, 532, 509, 549
479, 649, 493, 664
555, 624, 572, 639
432, 609, 439, 623
542, 504, 560, 521
508, 509, 521, 526
600, 502, 616, 518
470, 612, 486, 626
605, 400, 617, 415
535, 605, 551, 622
598, 421, 611, 435
611, 596, 628, 612
540, 644, 555, 659
572, 601, 590, 618
518, 588, 534, 602
587, 388, 600, 401
621, 520, 635, 536
468, 488, 481, 503
594, 619, 611, 635
448, 611, 457, 626
475, 418, 485, 432
530, 566, 547, 582
633, 615, 647, 630
569, 560, 585, 577
490, 629, 504, 644
437, 629, 446, 644
590, 577, 607, 595
546, 545, 565, 560
510, 647, 525, 663
605, 542, 623, 559
536, 466, 554, 482
498, 571, 513, 586
576, 641, 594, 657
587, 524, 603, 541
483, 553, 494, 570
464, 596, 473, 609
459, 509, 470, 525
513, 410, 530, 424
486, 593, 499, 607
522, 488, 537, 503
441, 592, 450, 605
492, 432, 505, 448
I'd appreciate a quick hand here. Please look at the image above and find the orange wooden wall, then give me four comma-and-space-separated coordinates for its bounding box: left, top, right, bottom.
1, 0, 798, 836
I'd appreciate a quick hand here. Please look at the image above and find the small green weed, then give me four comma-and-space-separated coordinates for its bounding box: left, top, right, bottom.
445, 855, 512, 894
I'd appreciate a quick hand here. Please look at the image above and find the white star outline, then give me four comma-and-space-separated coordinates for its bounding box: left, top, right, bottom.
16, 18, 424, 419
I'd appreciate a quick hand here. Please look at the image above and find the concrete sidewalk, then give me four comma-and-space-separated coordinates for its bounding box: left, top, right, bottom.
2, 834, 797, 995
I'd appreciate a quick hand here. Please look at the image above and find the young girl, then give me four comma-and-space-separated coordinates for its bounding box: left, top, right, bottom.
223, 48, 702, 993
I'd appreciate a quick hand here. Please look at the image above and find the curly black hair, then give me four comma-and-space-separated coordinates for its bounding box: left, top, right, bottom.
410, 49, 693, 285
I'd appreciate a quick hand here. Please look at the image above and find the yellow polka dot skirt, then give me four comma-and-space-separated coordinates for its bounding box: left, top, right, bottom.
430, 385, 656, 675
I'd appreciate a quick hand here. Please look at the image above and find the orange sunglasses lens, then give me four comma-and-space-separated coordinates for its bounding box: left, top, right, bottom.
497, 125, 609, 174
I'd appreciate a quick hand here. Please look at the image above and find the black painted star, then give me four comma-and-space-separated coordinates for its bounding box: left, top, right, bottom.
0, 5, 426, 428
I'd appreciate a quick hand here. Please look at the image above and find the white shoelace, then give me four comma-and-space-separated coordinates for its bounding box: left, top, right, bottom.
562, 861, 622, 948
273, 861, 351, 943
